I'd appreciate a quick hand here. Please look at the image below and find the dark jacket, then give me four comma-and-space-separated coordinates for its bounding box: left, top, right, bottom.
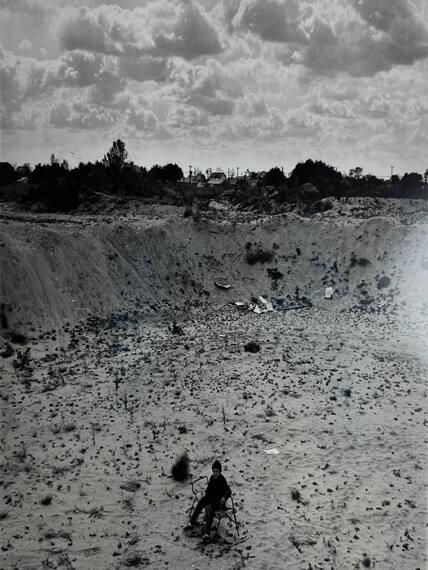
205, 474, 231, 504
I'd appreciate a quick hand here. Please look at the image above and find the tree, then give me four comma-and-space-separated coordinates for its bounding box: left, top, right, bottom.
401, 172, 423, 188
264, 167, 285, 187
289, 159, 342, 188
349, 166, 363, 179
103, 139, 128, 169
161, 163, 183, 183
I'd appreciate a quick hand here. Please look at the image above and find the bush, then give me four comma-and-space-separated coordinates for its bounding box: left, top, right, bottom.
246, 248, 274, 265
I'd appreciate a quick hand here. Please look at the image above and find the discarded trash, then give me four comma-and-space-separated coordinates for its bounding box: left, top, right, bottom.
264, 448, 280, 455
253, 305, 262, 314
244, 341, 260, 353
377, 300, 386, 308
278, 304, 307, 312
324, 287, 333, 299
266, 302, 273, 312
259, 296, 268, 304
234, 301, 247, 309
215, 282, 232, 290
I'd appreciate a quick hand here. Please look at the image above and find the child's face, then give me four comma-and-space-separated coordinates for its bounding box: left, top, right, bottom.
212, 468, 221, 479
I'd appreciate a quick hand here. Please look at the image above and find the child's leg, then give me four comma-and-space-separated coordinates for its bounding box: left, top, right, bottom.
190, 496, 208, 524
204, 503, 215, 533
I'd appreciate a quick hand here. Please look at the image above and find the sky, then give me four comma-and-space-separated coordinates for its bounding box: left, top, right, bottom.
1, 0, 427, 177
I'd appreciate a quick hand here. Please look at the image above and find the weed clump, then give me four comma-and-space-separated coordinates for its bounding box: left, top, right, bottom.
171, 453, 190, 482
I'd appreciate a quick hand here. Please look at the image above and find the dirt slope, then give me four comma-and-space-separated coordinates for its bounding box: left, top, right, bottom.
0, 198, 427, 339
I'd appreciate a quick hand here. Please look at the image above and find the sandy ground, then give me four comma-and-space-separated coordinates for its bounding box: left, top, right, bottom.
0, 198, 427, 569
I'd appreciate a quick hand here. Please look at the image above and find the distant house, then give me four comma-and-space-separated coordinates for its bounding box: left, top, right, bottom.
208, 172, 226, 186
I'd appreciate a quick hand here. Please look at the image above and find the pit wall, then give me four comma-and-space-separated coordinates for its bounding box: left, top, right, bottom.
1, 213, 427, 335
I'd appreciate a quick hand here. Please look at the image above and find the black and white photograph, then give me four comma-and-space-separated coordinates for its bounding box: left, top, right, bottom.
1, 1, 427, 568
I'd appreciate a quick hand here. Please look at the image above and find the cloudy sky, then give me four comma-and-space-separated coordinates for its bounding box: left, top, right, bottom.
1, 0, 427, 176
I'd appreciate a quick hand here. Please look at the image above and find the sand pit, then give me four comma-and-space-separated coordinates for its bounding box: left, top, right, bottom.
0, 198, 427, 569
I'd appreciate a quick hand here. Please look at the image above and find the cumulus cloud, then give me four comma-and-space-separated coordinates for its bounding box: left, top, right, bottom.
187, 93, 234, 115
351, 0, 428, 65
126, 107, 158, 131
283, 113, 320, 138
119, 56, 170, 82
50, 99, 117, 128
153, 1, 223, 59
167, 103, 209, 127
18, 39, 33, 53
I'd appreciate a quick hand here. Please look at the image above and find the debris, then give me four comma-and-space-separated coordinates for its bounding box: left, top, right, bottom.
264, 448, 280, 455
324, 287, 333, 299
244, 341, 260, 353
215, 282, 232, 290
278, 304, 307, 312
234, 301, 247, 309
253, 305, 262, 314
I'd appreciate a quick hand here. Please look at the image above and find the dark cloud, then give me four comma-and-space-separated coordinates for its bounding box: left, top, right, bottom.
58, 7, 121, 55
62, 50, 104, 87
153, 1, 223, 60
89, 67, 126, 103
351, 0, 428, 65
302, 12, 428, 77
231, 0, 307, 44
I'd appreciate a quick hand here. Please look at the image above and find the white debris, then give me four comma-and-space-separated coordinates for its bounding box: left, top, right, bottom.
215, 282, 232, 290
264, 448, 280, 455
324, 287, 333, 299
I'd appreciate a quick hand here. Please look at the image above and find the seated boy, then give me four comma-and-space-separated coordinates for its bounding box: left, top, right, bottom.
186, 460, 231, 538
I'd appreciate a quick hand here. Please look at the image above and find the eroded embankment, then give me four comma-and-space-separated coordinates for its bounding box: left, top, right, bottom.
1, 207, 427, 338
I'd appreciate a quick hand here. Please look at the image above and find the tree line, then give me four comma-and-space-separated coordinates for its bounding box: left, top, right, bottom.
0, 139, 426, 212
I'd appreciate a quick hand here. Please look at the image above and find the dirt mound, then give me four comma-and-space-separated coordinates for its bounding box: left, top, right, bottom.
1, 199, 427, 338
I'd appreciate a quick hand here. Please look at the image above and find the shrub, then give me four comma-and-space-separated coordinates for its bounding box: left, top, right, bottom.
377, 276, 391, 289
40, 494, 53, 505
291, 488, 301, 502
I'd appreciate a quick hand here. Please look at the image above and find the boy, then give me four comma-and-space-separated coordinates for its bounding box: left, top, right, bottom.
186, 460, 231, 538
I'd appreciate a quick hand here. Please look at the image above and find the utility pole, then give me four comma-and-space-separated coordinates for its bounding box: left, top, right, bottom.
189, 165, 192, 185
390, 165, 394, 179
236, 166, 239, 179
